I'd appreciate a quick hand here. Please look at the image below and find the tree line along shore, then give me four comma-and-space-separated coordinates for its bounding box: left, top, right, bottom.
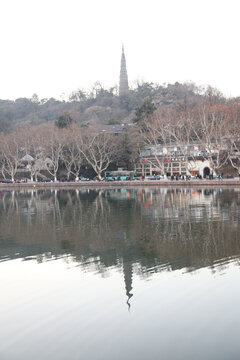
0, 82, 240, 182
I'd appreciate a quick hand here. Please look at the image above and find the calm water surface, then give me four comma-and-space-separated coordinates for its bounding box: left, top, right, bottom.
0, 187, 240, 360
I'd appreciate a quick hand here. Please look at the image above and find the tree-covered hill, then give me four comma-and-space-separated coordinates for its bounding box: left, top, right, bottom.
0, 81, 232, 133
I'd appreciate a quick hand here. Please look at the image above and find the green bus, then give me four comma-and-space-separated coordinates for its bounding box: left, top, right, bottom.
104, 170, 136, 181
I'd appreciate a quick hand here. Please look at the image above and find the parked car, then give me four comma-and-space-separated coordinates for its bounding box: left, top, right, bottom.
144, 175, 163, 180
80, 177, 90, 181
43, 178, 52, 182
144, 175, 156, 181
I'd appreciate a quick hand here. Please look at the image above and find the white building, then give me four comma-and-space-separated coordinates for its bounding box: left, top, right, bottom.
135, 144, 215, 177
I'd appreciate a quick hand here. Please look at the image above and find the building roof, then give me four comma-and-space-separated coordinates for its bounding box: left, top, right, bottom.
21, 154, 34, 161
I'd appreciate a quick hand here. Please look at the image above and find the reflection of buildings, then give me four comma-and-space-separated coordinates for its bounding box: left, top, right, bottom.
104, 188, 137, 201
137, 188, 226, 221
0, 188, 240, 308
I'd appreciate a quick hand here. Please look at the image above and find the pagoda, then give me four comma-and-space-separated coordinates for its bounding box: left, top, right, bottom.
119, 45, 129, 97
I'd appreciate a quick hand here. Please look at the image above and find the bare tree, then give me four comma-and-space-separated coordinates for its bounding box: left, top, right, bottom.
39, 126, 64, 181
190, 103, 229, 173
0, 131, 22, 181
0, 147, 7, 178
138, 108, 181, 174
225, 103, 240, 175
19, 127, 43, 181
80, 131, 117, 180
62, 127, 84, 181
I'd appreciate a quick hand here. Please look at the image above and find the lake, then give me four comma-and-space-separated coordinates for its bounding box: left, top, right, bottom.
0, 187, 240, 360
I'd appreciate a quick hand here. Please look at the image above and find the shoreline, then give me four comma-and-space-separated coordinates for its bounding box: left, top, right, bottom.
0, 179, 240, 190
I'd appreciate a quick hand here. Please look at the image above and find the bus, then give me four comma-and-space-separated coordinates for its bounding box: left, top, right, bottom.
104, 170, 136, 181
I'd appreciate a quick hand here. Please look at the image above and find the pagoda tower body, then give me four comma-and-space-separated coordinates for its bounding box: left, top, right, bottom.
119, 46, 129, 97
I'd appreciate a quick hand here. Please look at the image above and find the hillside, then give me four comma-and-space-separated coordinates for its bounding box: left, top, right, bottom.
0, 82, 232, 132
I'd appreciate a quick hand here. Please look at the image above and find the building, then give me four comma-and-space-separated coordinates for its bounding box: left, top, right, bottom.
135, 144, 214, 178
119, 45, 129, 97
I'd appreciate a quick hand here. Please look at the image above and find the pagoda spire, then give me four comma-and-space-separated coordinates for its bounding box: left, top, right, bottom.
119, 45, 129, 97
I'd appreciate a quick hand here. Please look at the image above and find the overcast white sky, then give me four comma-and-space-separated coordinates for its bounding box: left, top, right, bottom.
1, 0, 240, 100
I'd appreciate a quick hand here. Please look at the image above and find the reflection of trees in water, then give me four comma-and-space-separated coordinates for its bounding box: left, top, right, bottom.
137, 188, 240, 272
0, 187, 240, 307
0, 188, 240, 276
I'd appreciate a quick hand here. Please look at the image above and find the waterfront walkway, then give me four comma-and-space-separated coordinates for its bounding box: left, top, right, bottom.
0, 178, 240, 190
